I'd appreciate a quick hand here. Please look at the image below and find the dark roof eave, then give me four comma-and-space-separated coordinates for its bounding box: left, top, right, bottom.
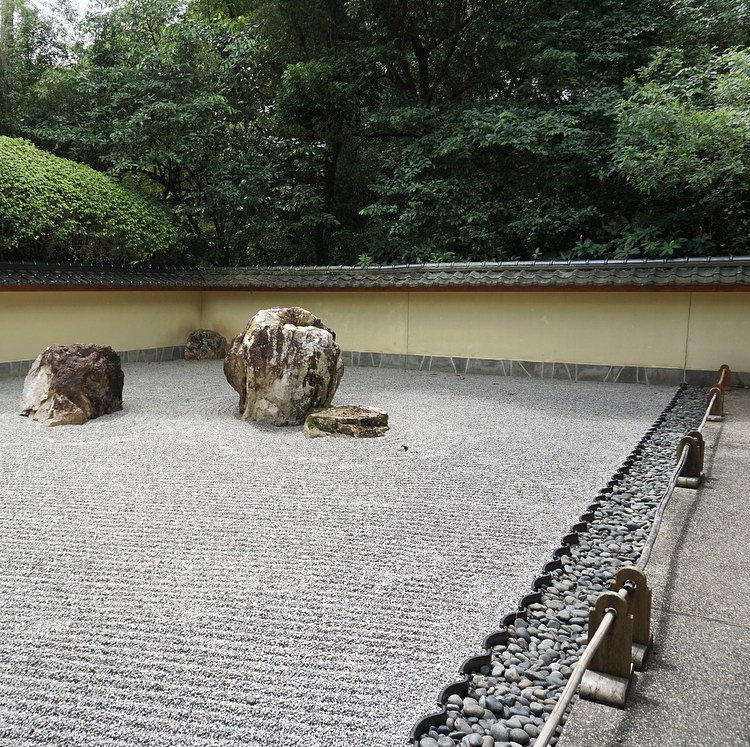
2, 256, 750, 290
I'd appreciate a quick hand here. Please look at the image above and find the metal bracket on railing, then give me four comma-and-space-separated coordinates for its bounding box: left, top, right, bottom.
580, 592, 634, 708
676, 430, 705, 488
707, 386, 725, 421
610, 567, 652, 670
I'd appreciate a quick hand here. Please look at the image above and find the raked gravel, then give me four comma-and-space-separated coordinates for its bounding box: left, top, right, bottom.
0, 361, 676, 747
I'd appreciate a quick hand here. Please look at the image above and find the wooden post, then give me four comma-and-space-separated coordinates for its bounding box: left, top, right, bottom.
580, 592, 634, 707
611, 567, 652, 669
687, 429, 705, 468
676, 431, 704, 488
707, 386, 724, 420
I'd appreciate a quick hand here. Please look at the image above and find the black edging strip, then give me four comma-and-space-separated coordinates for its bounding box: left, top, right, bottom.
409, 383, 687, 743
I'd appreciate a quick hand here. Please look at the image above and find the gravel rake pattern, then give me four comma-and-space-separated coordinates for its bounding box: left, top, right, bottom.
0, 362, 674, 747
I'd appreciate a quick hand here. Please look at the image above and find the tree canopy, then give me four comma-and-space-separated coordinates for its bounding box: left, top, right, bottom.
1, 0, 748, 265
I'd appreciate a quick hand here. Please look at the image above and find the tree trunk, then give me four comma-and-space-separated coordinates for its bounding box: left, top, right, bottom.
0, 0, 14, 133
1, 0, 13, 49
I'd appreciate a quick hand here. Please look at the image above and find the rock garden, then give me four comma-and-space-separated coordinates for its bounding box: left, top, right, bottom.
0, 310, 706, 747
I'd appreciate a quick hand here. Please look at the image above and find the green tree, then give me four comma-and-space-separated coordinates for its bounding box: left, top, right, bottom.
9, 0, 750, 265
361, 0, 674, 262
0, 0, 80, 136
614, 49, 750, 255
24, 0, 280, 264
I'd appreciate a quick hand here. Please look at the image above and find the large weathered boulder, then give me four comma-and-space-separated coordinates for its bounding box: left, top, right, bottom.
224, 307, 344, 425
19, 344, 124, 427
184, 329, 229, 360
303, 406, 389, 438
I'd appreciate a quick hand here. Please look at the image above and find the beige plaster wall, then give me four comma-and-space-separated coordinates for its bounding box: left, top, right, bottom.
406, 291, 695, 367
201, 288, 748, 371
684, 292, 750, 372
0, 291, 201, 362
1, 287, 747, 372
200, 291, 410, 355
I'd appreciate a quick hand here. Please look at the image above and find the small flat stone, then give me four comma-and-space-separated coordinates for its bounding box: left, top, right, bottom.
523, 723, 539, 738
485, 695, 504, 714
489, 723, 509, 740
304, 405, 389, 438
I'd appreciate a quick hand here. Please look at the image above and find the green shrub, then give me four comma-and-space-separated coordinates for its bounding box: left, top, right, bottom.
0, 136, 178, 262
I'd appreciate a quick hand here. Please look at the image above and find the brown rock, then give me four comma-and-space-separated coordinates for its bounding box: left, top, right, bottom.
304, 406, 389, 438
184, 329, 229, 360
19, 344, 124, 426
224, 307, 344, 426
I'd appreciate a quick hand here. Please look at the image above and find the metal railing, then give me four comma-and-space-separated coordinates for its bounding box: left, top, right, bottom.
533, 364, 731, 747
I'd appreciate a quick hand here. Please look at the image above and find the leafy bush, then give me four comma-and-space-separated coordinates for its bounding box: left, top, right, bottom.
0, 136, 178, 262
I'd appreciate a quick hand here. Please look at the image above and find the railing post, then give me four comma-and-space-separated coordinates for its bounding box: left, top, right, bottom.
676, 431, 704, 488
611, 567, 652, 669
707, 386, 725, 421
717, 363, 732, 393
580, 592, 634, 707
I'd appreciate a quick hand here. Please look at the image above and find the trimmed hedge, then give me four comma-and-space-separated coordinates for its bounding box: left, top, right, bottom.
0, 137, 178, 262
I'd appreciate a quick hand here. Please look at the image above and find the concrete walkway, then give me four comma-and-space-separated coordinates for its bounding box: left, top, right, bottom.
558, 388, 750, 747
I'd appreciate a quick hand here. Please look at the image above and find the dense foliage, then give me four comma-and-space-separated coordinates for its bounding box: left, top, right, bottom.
0, 0, 748, 265
0, 135, 178, 261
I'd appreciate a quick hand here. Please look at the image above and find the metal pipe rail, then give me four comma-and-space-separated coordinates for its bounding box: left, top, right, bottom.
532, 364, 730, 747
699, 389, 720, 432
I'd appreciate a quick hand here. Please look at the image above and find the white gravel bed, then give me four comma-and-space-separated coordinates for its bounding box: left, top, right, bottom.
0, 361, 674, 747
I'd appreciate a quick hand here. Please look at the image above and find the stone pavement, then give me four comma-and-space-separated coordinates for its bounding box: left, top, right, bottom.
557, 388, 750, 747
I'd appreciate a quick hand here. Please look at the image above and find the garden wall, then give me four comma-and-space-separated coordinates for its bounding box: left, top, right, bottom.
1, 286, 747, 381
1, 290, 201, 369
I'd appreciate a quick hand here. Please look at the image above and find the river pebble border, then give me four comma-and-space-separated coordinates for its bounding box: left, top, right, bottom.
412, 384, 707, 747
